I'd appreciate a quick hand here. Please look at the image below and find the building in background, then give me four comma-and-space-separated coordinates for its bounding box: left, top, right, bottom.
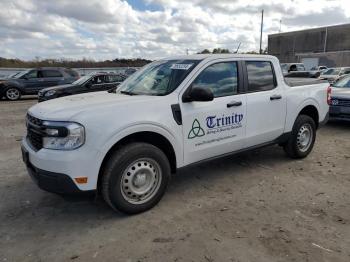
268, 23, 350, 70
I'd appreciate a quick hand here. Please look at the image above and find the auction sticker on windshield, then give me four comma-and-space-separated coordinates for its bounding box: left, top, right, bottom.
170, 64, 193, 70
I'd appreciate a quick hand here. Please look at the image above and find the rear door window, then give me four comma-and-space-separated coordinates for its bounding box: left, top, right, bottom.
246, 61, 276, 92
92, 75, 105, 84
42, 70, 63, 78
64, 69, 79, 78
108, 75, 126, 83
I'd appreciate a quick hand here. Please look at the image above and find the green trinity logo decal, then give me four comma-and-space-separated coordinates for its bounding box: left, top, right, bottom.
188, 119, 205, 139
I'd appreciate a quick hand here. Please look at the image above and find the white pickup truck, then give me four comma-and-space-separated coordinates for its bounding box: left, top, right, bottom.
21, 54, 330, 214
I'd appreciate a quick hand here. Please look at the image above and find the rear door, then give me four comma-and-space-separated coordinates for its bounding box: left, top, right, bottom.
244, 61, 286, 147
41, 69, 64, 88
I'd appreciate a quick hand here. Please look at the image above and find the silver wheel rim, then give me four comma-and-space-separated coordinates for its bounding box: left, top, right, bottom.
120, 158, 162, 205
297, 123, 313, 152
6, 88, 20, 100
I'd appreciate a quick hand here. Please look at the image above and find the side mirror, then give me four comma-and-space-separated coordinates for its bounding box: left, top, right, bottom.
183, 85, 214, 102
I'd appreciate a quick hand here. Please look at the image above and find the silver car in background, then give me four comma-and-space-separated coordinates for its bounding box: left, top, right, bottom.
329, 75, 350, 121
319, 67, 350, 83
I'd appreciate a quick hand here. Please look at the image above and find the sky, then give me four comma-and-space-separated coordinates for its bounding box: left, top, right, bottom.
0, 0, 349, 60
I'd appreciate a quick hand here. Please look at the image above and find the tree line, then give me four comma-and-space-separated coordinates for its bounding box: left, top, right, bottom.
197, 48, 268, 54
0, 57, 152, 68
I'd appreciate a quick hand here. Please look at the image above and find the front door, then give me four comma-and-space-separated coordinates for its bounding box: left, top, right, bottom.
22, 70, 45, 94
180, 61, 247, 165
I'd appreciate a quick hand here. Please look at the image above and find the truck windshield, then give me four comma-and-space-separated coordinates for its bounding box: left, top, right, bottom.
13, 70, 30, 79
72, 75, 91, 85
333, 76, 350, 88
117, 60, 199, 96
321, 68, 340, 75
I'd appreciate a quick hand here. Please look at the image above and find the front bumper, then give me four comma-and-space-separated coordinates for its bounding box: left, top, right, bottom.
329, 106, 350, 121
22, 148, 84, 194
21, 137, 102, 193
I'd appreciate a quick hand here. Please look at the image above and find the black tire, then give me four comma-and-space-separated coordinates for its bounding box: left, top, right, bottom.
284, 115, 316, 159
101, 142, 171, 214
5, 87, 21, 101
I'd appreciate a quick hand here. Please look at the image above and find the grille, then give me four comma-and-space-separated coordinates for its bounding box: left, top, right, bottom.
26, 114, 44, 150
332, 98, 350, 107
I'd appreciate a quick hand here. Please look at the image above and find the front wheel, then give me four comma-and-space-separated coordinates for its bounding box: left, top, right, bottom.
284, 115, 316, 159
5, 87, 21, 101
101, 143, 171, 214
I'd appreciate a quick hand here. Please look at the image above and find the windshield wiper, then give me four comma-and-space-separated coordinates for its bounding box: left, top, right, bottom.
120, 90, 138, 96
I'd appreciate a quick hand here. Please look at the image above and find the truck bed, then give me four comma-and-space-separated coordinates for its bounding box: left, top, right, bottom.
285, 77, 328, 87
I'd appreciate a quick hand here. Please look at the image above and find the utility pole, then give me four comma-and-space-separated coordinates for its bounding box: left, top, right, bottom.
279, 19, 282, 33
259, 9, 264, 54
186, 48, 189, 55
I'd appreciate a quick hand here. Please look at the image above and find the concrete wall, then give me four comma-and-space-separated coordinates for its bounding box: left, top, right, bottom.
268, 23, 350, 67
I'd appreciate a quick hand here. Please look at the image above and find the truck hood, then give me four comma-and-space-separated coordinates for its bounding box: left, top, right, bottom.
29, 92, 161, 120
331, 88, 350, 99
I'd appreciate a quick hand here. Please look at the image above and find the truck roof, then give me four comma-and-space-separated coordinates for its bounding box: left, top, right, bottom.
163, 54, 278, 61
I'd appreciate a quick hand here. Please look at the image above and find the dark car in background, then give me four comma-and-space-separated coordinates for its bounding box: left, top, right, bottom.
38, 73, 127, 102
329, 75, 350, 121
0, 67, 79, 101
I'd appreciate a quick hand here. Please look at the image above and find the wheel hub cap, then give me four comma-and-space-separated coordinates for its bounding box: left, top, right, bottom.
297, 124, 313, 152
134, 173, 147, 188
7, 89, 19, 100
120, 158, 162, 204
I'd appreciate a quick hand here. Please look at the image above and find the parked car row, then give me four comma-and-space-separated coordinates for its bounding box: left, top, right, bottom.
281, 62, 350, 122
0, 68, 79, 100
280, 63, 326, 78
38, 73, 127, 102
318, 67, 350, 83
0, 67, 130, 101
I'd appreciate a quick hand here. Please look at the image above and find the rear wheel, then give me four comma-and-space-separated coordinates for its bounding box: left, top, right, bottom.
101, 143, 171, 214
5, 87, 21, 101
284, 115, 316, 158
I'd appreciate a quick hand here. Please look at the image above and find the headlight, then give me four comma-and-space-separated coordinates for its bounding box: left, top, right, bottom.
45, 90, 56, 97
42, 121, 85, 150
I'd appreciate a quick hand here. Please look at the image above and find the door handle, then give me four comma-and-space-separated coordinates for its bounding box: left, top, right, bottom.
227, 101, 242, 108
270, 95, 282, 100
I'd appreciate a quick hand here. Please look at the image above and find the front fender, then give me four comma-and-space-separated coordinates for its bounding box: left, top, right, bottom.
97, 122, 183, 168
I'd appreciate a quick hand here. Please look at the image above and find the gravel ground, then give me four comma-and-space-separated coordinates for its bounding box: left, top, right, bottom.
0, 98, 349, 262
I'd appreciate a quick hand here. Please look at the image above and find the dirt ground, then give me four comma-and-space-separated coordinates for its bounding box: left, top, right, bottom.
0, 98, 349, 262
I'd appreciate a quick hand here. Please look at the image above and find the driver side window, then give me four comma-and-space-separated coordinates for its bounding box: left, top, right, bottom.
192, 62, 238, 98
25, 70, 38, 79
